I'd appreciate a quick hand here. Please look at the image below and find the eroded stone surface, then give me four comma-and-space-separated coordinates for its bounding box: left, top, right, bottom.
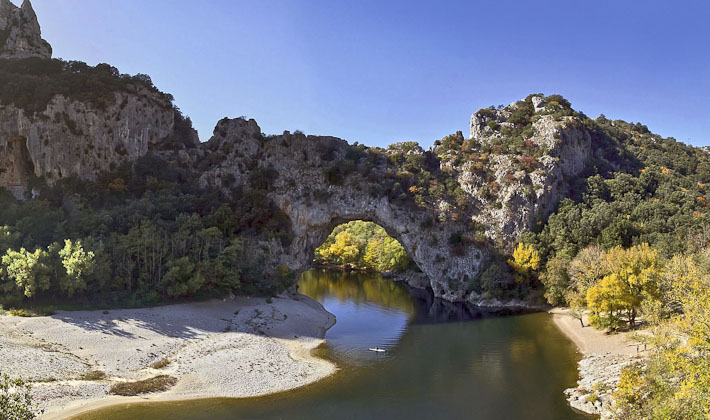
463, 101, 592, 247
0, 92, 184, 198
565, 354, 636, 419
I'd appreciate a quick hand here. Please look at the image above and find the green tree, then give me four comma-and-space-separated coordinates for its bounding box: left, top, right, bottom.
479, 261, 513, 299
0, 226, 19, 255
214, 239, 243, 291
58, 239, 95, 297
567, 244, 604, 295
1, 248, 51, 298
161, 257, 202, 297
539, 253, 570, 306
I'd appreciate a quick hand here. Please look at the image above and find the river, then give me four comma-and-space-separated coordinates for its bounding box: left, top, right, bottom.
71, 269, 590, 420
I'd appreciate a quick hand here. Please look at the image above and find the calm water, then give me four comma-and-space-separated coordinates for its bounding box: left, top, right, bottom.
72, 269, 589, 420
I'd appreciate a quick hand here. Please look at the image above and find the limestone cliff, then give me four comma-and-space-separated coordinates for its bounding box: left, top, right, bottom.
0, 0, 51, 59
0, 88, 193, 198
0, 1, 199, 198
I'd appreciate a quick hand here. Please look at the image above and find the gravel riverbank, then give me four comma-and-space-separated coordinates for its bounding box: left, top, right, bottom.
0, 295, 336, 419
551, 308, 647, 419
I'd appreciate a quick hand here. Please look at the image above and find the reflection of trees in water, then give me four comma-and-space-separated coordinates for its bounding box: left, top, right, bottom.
298, 269, 415, 315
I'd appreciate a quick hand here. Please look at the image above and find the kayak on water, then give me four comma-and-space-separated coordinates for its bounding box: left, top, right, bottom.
368, 347, 386, 352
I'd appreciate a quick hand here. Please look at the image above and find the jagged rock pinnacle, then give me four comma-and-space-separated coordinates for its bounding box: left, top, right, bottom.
0, 0, 52, 59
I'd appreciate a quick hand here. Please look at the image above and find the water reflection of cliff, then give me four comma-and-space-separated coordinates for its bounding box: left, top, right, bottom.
405, 286, 534, 325
298, 269, 415, 315
298, 269, 534, 326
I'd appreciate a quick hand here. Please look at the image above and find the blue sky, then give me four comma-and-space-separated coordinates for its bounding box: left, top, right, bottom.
24, 0, 710, 147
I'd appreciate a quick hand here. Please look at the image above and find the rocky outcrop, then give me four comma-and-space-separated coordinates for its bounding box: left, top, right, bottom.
0, 1, 199, 198
565, 354, 636, 419
0, 0, 51, 59
392, 270, 431, 290
193, 98, 594, 302
460, 96, 592, 248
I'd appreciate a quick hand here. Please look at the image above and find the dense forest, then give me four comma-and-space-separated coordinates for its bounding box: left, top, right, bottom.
0, 151, 296, 311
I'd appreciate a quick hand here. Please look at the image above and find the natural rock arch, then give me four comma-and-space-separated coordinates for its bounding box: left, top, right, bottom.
279, 199, 485, 302
199, 118, 487, 302
0, 0, 618, 304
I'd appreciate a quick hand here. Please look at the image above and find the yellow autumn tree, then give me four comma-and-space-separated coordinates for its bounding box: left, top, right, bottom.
380, 237, 409, 271
317, 231, 362, 268
586, 273, 628, 330
586, 243, 662, 329
614, 252, 710, 418
315, 221, 409, 272
508, 243, 540, 285
363, 238, 383, 270
363, 237, 409, 272
668, 254, 710, 351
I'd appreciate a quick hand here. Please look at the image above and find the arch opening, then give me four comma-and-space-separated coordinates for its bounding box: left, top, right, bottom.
297, 220, 420, 317
313, 220, 412, 275
297, 220, 505, 325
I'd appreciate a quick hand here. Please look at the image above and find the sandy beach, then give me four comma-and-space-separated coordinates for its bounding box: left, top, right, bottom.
550, 307, 647, 418
550, 307, 640, 356
0, 295, 337, 420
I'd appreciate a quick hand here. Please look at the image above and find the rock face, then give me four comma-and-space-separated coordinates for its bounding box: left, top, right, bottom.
0, 1, 191, 198
0, 0, 51, 59
0, 90, 184, 198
